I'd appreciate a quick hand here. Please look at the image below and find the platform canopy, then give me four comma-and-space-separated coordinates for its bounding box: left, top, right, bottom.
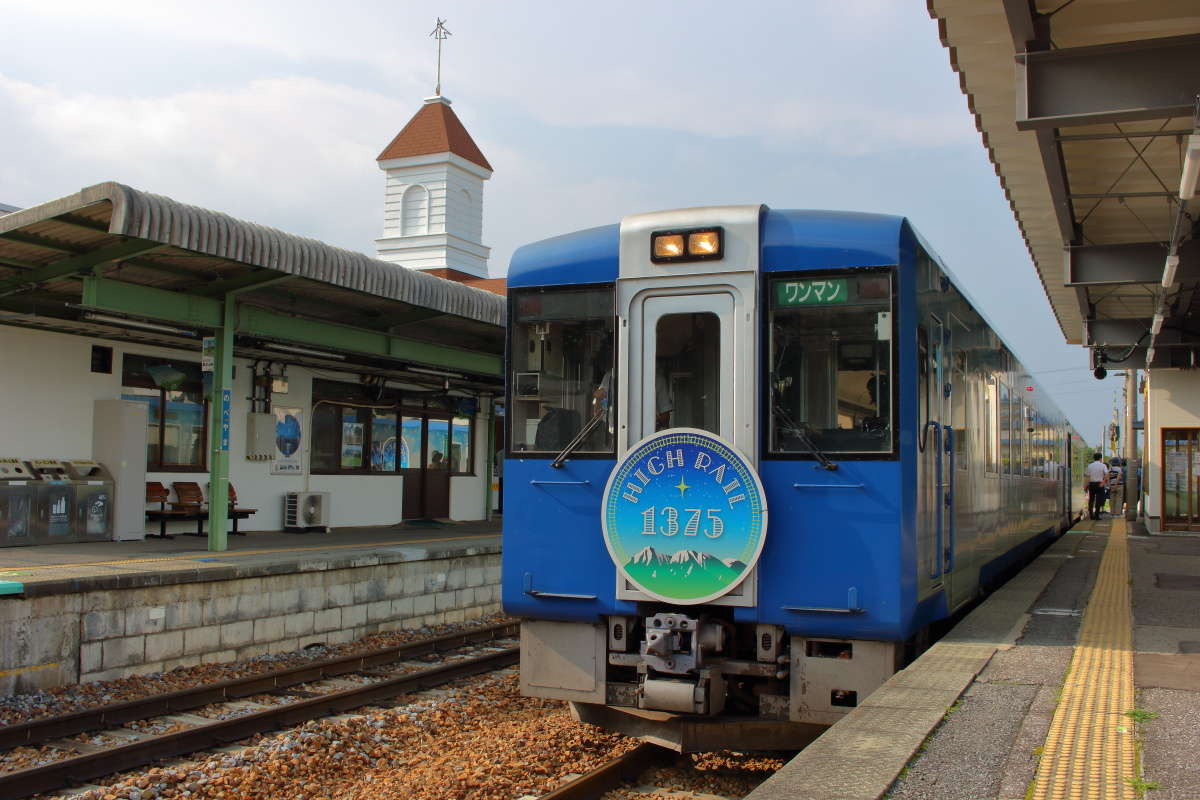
0, 181, 505, 386
928, 1, 1200, 369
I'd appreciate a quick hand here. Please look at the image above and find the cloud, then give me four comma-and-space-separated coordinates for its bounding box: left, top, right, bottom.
0, 73, 394, 249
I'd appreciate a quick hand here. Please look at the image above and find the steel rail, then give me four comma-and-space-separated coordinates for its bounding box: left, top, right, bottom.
538, 742, 676, 800
0, 621, 517, 750
0, 645, 519, 799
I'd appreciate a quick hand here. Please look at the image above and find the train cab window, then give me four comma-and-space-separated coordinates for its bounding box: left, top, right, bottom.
509, 287, 615, 455
768, 271, 894, 455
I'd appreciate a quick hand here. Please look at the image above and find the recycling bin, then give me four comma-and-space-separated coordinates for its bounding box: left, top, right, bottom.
65, 459, 114, 541
29, 459, 75, 543
0, 458, 36, 547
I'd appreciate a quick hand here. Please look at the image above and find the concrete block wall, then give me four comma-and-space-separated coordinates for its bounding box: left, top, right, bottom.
0, 553, 501, 695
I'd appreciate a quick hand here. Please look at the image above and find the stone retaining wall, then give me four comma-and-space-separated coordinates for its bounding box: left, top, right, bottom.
0, 552, 501, 694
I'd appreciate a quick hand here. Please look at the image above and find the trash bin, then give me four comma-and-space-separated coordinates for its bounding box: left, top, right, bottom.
28, 459, 75, 543
65, 459, 114, 541
0, 457, 36, 547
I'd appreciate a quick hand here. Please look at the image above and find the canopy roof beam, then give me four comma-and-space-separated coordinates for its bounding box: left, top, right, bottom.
0, 240, 167, 296
1017, 34, 1200, 130
1066, 242, 1200, 286
80, 277, 501, 377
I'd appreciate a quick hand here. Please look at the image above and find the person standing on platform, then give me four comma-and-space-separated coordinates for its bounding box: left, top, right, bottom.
1084, 453, 1108, 520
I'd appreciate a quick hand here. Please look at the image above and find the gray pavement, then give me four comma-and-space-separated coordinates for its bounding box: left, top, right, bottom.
883, 522, 1200, 800
0, 520, 502, 597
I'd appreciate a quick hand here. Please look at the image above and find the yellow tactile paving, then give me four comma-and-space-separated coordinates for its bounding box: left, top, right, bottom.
0, 532, 499, 575
1031, 519, 1136, 800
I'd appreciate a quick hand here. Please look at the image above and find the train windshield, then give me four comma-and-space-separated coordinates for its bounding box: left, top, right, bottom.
509, 287, 615, 455
769, 271, 894, 455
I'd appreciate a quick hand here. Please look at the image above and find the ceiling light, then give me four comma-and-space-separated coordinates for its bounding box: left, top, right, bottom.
1151, 312, 1164, 336
1146, 347, 1156, 367
1180, 133, 1200, 200
81, 312, 194, 336
1163, 254, 1180, 288
407, 366, 465, 379
261, 342, 346, 361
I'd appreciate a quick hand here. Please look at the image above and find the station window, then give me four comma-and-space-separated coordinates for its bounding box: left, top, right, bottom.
768, 270, 894, 455
310, 379, 474, 475
120, 354, 208, 472
508, 286, 615, 455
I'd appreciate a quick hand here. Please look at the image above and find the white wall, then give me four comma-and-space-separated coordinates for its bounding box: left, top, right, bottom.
1144, 369, 1200, 526
0, 325, 492, 536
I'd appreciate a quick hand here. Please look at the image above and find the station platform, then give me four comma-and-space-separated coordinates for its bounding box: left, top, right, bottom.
0, 521, 503, 694
749, 518, 1200, 800
0, 520, 502, 598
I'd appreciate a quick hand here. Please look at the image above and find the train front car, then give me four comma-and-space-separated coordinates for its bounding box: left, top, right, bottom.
501, 206, 1074, 751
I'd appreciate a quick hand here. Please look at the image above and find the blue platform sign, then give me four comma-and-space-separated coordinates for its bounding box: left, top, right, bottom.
601, 429, 767, 605
220, 388, 231, 452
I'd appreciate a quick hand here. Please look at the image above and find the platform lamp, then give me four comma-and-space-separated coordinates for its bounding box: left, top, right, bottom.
1180, 133, 1200, 200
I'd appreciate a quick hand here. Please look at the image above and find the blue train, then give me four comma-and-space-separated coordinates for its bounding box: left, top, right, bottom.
501, 206, 1078, 750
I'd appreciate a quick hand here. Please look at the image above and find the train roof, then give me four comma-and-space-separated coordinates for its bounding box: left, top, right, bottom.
506, 209, 913, 287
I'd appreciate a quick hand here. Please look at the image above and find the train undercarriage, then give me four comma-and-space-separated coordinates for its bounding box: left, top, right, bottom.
520, 613, 902, 752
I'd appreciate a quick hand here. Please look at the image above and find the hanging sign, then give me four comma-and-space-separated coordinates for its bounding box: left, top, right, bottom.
201, 337, 216, 372
601, 429, 767, 604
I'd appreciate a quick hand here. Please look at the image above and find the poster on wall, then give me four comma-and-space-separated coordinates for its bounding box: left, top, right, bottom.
272, 407, 305, 475
341, 422, 364, 468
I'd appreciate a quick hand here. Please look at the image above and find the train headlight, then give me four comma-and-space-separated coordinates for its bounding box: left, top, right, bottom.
652, 234, 685, 260
687, 230, 721, 256
651, 227, 724, 263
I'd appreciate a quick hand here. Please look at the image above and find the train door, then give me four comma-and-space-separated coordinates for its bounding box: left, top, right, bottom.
919, 316, 952, 592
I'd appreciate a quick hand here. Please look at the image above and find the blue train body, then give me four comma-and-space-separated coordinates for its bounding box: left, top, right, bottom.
502, 207, 1075, 747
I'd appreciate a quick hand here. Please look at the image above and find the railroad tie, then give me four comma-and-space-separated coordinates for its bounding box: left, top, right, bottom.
1030, 518, 1136, 800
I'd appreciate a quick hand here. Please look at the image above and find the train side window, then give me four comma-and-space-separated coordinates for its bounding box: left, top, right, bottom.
999, 380, 1012, 475
984, 377, 999, 474
508, 287, 616, 456
769, 270, 894, 455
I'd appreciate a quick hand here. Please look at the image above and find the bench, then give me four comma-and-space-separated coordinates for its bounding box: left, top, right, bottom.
144, 481, 205, 539
171, 481, 251, 537
224, 484, 258, 534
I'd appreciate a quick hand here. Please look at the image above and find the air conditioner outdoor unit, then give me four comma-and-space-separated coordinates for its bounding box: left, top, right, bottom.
283, 491, 330, 532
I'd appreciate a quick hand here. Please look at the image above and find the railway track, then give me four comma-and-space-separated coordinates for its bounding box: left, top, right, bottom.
536, 743, 784, 800
0, 621, 518, 799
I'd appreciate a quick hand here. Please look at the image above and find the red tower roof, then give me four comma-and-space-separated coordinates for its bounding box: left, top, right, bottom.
376, 99, 492, 171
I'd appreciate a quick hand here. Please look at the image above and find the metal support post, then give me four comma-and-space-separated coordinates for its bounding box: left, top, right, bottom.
484, 397, 494, 521
1125, 368, 1138, 521
207, 299, 236, 551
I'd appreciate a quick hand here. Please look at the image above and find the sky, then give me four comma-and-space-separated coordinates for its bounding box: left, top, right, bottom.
0, 0, 1126, 442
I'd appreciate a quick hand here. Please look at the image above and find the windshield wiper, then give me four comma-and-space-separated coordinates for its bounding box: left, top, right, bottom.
551, 408, 607, 469
773, 404, 838, 471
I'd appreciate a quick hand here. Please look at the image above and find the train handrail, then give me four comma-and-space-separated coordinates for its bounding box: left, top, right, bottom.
530, 480, 592, 486
792, 483, 865, 489
523, 572, 597, 600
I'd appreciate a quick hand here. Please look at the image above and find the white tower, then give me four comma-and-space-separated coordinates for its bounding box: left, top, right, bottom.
374, 96, 493, 280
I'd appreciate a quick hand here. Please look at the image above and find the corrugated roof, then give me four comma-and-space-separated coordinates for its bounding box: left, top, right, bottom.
0, 182, 504, 328
376, 98, 493, 171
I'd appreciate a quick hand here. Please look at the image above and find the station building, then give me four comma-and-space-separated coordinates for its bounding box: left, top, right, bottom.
0, 93, 507, 550
929, 1, 1200, 532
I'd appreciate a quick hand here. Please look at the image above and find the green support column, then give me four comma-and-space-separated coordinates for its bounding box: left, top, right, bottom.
207, 299, 236, 551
